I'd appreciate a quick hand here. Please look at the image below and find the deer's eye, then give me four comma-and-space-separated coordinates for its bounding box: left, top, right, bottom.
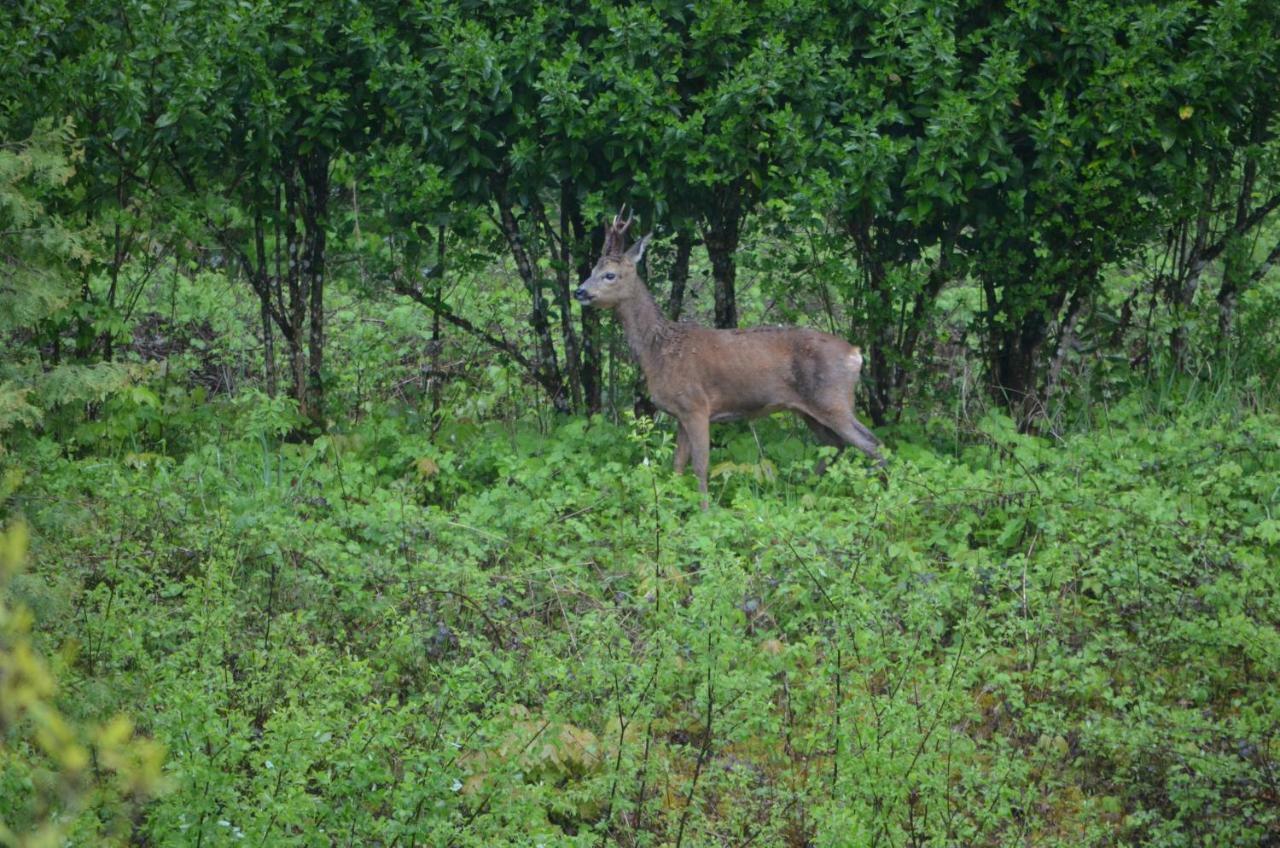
604, 272, 616, 281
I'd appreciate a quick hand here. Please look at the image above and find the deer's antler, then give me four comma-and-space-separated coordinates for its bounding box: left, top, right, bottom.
603, 204, 635, 256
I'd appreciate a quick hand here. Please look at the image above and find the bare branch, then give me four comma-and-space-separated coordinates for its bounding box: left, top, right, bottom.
391, 276, 563, 399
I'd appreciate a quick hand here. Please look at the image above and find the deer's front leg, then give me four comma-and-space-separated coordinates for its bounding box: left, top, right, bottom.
674, 422, 691, 474
681, 413, 711, 510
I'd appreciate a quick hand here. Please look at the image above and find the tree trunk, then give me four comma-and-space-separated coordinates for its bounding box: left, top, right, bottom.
100, 169, 133, 362
103, 222, 119, 361
860, 237, 895, 427
580, 304, 601, 414
494, 179, 567, 412
992, 323, 1045, 426
1043, 290, 1086, 406
842, 197, 956, 425
704, 186, 743, 329
282, 168, 310, 421
254, 207, 277, 397
430, 226, 445, 425
74, 272, 94, 361
847, 209, 888, 425
988, 288, 1070, 429
568, 198, 602, 413
261, 294, 277, 398
287, 338, 307, 421
303, 152, 329, 428
1216, 150, 1258, 341
565, 197, 599, 415
707, 242, 737, 329
1168, 187, 1213, 369
537, 185, 582, 410
666, 228, 693, 321
888, 260, 950, 419
430, 294, 442, 422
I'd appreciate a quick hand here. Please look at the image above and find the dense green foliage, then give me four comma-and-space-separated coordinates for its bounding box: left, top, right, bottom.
2, 0, 1280, 845
4, 0, 1279, 422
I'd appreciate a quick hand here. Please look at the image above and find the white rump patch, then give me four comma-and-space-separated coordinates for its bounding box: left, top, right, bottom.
848, 347, 864, 371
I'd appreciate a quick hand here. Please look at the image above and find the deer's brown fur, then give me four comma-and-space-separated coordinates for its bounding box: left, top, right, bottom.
576, 211, 884, 507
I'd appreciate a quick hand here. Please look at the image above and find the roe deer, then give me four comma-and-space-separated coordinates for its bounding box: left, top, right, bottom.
575, 210, 884, 508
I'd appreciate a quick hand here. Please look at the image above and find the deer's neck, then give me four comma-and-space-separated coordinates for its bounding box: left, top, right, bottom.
616, 285, 673, 377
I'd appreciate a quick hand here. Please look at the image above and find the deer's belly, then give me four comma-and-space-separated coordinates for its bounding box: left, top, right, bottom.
710, 403, 787, 423
649, 382, 788, 422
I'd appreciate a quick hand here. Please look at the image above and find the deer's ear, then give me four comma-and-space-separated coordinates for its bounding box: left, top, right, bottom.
626, 233, 653, 263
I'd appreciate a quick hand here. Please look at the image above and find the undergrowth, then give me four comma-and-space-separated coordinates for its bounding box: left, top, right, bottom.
3, 382, 1277, 846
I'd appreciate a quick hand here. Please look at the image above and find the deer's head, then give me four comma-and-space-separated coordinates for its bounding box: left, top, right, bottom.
575, 207, 652, 309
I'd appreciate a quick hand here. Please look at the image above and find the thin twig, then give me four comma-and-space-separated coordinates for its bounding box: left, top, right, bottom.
675, 628, 716, 848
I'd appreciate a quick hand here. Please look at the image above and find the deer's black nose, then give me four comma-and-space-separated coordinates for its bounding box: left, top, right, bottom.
574, 286, 590, 303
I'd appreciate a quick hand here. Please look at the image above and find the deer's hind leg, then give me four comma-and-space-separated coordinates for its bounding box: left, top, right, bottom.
807, 405, 885, 469
801, 413, 845, 475
674, 421, 691, 474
